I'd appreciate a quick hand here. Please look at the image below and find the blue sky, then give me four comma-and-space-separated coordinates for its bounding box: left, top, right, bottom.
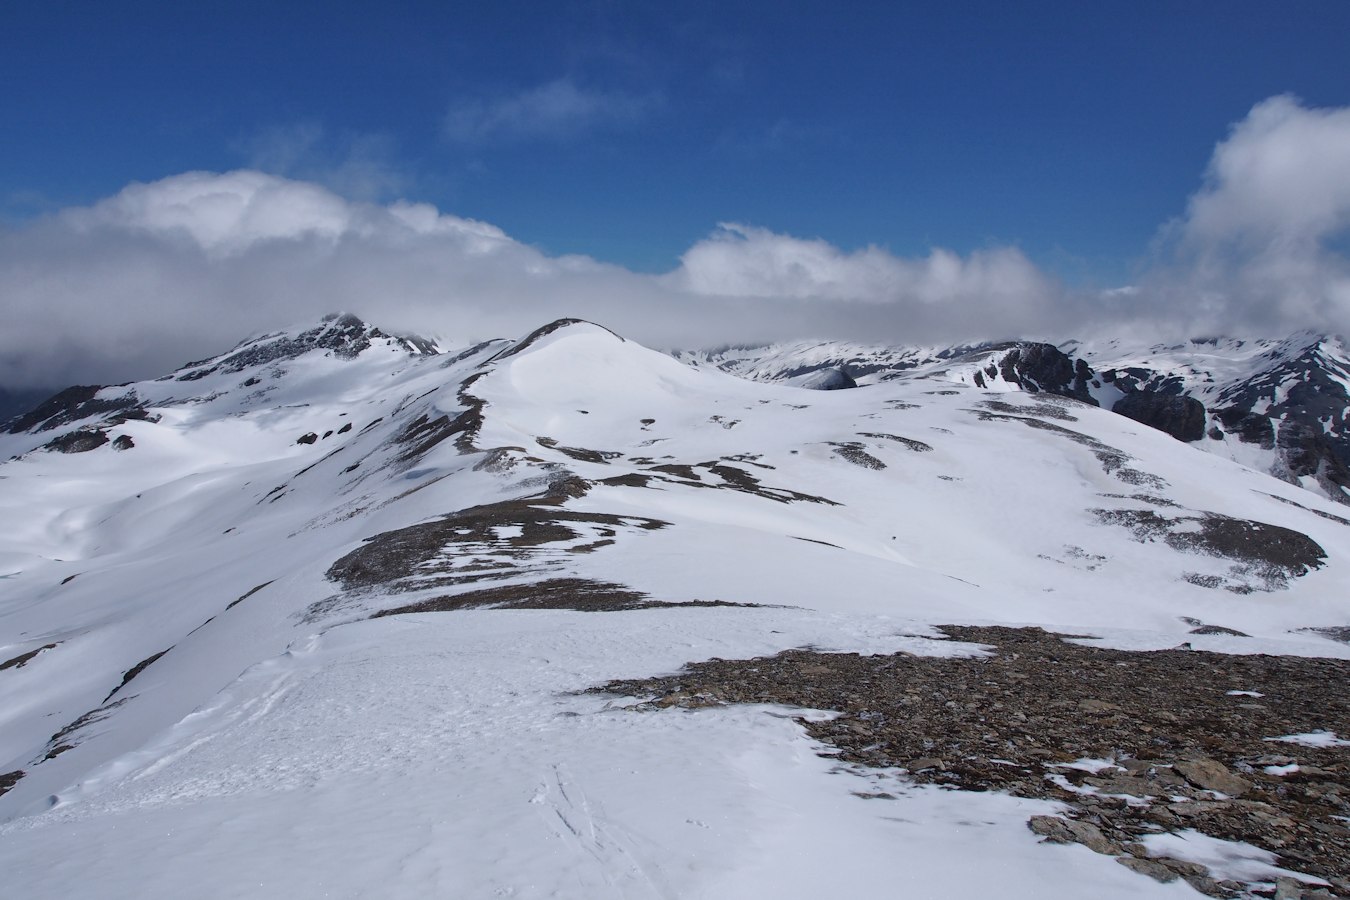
4, 2, 1350, 388
5, 1, 1348, 281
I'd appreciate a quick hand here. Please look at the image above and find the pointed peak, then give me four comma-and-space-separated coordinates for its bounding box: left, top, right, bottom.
173, 313, 435, 382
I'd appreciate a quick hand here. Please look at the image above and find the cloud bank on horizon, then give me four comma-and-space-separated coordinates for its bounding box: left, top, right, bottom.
3, 95, 1350, 389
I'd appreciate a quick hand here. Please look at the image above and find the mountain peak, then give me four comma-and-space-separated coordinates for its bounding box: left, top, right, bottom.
487, 318, 625, 363
173, 312, 436, 382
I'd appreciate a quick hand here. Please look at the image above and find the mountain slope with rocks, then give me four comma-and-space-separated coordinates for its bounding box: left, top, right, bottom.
688, 333, 1350, 507
1, 316, 1347, 899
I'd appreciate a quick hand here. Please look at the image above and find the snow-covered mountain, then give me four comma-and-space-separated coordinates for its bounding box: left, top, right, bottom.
2, 315, 1348, 898
687, 333, 1350, 506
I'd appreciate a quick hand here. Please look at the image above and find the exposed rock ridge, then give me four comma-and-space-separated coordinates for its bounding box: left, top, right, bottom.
175, 312, 436, 382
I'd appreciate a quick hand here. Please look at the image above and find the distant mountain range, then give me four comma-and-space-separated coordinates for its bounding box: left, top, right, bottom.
679, 331, 1350, 505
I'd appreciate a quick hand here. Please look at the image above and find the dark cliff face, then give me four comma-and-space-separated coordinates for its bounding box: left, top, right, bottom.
1112, 391, 1207, 443
1275, 421, 1350, 497
1209, 341, 1350, 501
1214, 407, 1276, 448
971, 343, 1098, 405
1099, 366, 1189, 396
1087, 337, 1350, 503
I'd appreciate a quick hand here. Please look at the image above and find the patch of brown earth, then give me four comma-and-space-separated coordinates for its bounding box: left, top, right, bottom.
643, 461, 840, 505
0, 769, 23, 797
39, 698, 129, 762
857, 432, 934, 452
1095, 508, 1326, 592
972, 409, 1167, 488
104, 647, 173, 701
1, 643, 57, 671
828, 442, 887, 470
324, 475, 670, 603
535, 436, 622, 464
370, 577, 759, 615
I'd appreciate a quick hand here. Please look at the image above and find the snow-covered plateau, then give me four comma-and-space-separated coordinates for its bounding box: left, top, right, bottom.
1, 314, 1347, 898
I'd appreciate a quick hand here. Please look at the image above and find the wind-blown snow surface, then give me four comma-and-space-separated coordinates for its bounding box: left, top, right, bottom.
1, 317, 1347, 898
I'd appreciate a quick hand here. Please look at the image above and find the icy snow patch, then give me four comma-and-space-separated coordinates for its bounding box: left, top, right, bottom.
1049, 757, 1123, 774
1266, 730, 1350, 748
1141, 829, 1331, 886
1043, 773, 1153, 807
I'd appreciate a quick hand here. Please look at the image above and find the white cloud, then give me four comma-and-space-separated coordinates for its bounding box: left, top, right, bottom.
1183, 95, 1350, 250
443, 79, 657, 143
1142, 95, 1350, 335
66, 170, 519, 262
61, 171, 357, 257
672, 222, 1054, 307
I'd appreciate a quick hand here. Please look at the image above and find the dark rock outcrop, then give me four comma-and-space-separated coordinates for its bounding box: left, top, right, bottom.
0, 386, 59, 425
175, 313, 435, 382
799, 366, 857, 390
1208, 338, 1350, 502
963, 342, 1098, 403
4, 385, 140, 434
43, 429, 110, 453
1095, 508, 1326, 591
1215, 406, 1276, 448
5, 385, 101, 432
1277, 422, 1350, 497
1113, 391, 1207, 442
996, 343, 1097, 404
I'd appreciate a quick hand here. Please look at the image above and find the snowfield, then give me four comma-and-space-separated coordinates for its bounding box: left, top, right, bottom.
3, 612, 1189, 900
1, 316, 1347, 898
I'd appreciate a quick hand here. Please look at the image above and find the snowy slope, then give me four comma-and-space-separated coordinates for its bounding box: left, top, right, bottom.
1, 316, 1348, 898
1070, 333, 1350, 502
688, 332, 1350, 506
